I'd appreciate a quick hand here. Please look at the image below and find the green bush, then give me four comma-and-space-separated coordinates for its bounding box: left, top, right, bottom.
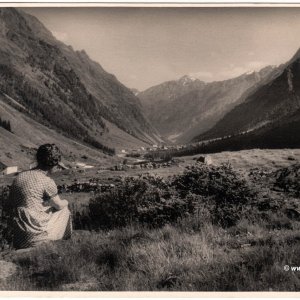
89, 175, 194, 229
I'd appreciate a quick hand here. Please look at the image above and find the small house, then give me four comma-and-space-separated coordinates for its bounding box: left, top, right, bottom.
205, 155, 213, 165
57, 162, 68, 170
2, 166, 18, 175
30, 163, 37, 170
196, 155, 213, 165
75, 162, 94, 169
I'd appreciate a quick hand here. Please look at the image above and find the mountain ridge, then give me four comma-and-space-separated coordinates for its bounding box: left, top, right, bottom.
138, 66, 278, 143
193, 50, 300, 143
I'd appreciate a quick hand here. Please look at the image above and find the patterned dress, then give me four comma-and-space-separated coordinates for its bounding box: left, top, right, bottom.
9, 169, 72, 249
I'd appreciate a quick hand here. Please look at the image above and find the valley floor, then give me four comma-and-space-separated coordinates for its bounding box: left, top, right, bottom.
1, 148, 300, 188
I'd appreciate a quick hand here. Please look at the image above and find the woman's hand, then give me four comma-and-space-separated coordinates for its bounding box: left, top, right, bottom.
49, 195, 69, 210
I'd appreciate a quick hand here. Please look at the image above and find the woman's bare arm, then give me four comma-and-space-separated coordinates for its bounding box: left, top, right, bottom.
49, 195, 69, 210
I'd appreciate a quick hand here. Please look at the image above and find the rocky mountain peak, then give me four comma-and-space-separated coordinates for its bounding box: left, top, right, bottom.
138, 64, 280, 143
178, 75, 204, 86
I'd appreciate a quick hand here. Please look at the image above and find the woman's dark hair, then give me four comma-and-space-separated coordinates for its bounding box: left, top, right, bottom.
36, 144, 61, 167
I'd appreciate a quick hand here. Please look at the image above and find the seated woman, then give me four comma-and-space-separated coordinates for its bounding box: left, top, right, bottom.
10, 144, 72, 249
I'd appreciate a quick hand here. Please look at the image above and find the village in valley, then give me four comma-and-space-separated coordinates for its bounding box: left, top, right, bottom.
0, 139, 228, 179
0, 142, 187, 178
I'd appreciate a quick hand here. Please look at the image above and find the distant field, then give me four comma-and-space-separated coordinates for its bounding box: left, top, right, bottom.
200, 148, 300, 171
1, 148, 299, 188
125, 148, 300, 177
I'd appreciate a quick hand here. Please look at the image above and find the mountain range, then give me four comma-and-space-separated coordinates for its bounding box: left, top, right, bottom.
138, 66, 280, 144
139, 46, 300, 151
192, 49, 300, 150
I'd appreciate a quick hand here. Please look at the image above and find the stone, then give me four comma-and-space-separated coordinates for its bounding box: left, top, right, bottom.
197, 155, 213, 164
61, 280, 99, 291
240, 243, 251, 248
0, 260, 18, 280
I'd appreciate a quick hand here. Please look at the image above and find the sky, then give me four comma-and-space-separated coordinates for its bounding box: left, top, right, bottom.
22, 7, 300, 90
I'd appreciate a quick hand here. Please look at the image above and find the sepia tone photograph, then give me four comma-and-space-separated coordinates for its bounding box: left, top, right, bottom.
0, 4, 300, 293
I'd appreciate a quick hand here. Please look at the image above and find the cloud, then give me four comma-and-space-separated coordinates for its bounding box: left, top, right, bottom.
189, 61, 268, 83
219, 61, 267, 79
246, 61, 266, 70
219, 67, 246, 78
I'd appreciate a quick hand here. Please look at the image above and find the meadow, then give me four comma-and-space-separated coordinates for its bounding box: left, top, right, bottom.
0, 149, 300, 291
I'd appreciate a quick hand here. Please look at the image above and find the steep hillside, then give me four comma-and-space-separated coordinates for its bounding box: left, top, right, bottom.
0, 8, 159, 154
0, 92, 123, 170
190, 109, 300, 154
195, 49, 300, 143
139, 68, 277, 143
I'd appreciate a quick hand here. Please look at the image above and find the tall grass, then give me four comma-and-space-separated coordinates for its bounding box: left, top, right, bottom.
2, 220, 300, 291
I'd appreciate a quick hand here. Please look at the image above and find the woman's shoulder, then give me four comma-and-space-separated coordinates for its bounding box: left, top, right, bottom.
17, 169, 45, 177
14, 169, 51, 184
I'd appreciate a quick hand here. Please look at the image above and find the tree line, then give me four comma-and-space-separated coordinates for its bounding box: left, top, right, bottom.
0, 62, 115, 156
0, 117, 12, 132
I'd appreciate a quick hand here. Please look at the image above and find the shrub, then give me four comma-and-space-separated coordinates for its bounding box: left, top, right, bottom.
125, 153, 141, 158
0, 186, 13, 250
89, 175, 194, 229
172, 163, 257, 227
274, 164, 300, 197
88, 164, 259, 229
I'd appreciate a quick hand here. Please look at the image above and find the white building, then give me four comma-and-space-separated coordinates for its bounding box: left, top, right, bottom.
76, 162, 94, 169
205, 155, 213, 165
2, 166, 18, 175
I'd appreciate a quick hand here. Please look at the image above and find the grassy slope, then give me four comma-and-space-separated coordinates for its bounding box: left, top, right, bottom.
192, 148, 300, 171
101, 119, 152, 151
0, 92, 151, 170
1, 222, 300, 291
